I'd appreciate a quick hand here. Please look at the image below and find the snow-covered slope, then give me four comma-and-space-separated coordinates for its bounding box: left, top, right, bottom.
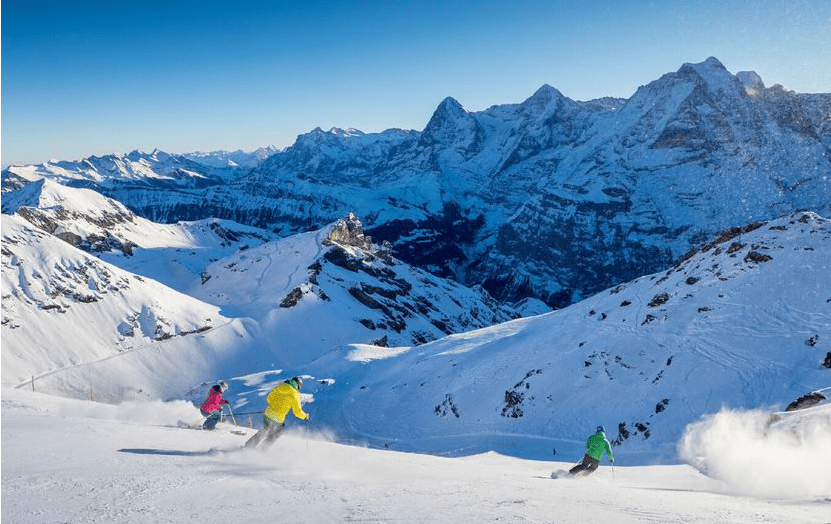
5, 195, 827, 463
3, 389, 828, 524
0, 214, 230, 392
1, 205, 522, 397
187, 213, 521, 366
259, 212, 830, 463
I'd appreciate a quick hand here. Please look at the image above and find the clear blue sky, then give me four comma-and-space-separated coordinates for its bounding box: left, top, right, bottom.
2, 0, 830, 166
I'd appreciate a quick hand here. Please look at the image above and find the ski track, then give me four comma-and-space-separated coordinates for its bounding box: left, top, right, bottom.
260, 243, 277, 291
685, 337, 756, 393
280, 244, 302, 292
273, 230, 325, 296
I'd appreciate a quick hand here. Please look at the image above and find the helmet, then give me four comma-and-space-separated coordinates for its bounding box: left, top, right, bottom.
219, 381, 229, 393
596, 425, 605, 433
290, 376, 303, 390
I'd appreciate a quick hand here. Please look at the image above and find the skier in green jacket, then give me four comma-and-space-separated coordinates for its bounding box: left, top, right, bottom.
569, 426, 614, 476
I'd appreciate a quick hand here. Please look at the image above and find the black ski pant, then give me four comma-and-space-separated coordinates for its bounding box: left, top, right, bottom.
569, 454, 600, 475
244, 417, 285, 449
201, 408, 221, 430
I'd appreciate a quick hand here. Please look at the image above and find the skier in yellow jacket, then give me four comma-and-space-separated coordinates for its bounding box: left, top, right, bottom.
244, 376, 309, 450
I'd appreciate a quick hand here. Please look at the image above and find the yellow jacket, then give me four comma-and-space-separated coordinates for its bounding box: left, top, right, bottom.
264, 381, 308, 424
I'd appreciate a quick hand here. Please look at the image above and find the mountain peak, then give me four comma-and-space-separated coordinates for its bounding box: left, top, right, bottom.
438, 96, 463, 110
678, 56, 728, 76
701, 56, 725, 69
430, 97, 466, 121
531, 84, 563, 99
736, 71, 766, 94
674, 56, 740, 94
520, 84, 566, 113
421, 96, 471, 141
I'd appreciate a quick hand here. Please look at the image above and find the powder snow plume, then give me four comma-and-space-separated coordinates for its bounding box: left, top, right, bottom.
62, 399, 203, 427
679, 406, 831, 499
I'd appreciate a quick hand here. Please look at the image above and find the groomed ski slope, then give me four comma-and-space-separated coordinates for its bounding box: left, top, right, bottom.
2, 389, 828, 524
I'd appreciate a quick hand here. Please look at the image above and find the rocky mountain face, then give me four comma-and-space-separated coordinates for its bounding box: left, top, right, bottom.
311, 213, 523, 345
5, 57, 829, 308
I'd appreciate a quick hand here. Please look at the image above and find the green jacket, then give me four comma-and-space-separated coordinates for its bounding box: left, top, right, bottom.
586, 431, 614, 462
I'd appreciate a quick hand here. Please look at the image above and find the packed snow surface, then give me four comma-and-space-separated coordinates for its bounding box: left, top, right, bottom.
2, 389, 829, 524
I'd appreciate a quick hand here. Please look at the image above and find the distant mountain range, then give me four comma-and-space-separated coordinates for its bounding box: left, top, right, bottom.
4, 57, 830, 310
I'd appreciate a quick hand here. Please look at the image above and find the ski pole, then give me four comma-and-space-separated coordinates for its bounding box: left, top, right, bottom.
611, 461, 615, 480
226, 404, 238, 426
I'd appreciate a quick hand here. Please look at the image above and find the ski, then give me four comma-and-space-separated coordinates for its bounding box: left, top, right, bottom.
176, 420, 247, 436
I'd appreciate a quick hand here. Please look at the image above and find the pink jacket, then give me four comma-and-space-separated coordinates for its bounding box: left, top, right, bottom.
200, 389, 227, 412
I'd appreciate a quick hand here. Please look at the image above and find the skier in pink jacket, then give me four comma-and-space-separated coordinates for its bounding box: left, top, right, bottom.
200, 381, 230, 430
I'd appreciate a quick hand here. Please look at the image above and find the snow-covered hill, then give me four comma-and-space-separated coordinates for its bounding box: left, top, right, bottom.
4, 189, 828, 463
241, 212, 830, 463
132, 212, 523, 366
6, 57, 828, 308
3, 199, 829, 516
2, 176, 279, 291
1, 198, 525, 396
0, 214, 230, 393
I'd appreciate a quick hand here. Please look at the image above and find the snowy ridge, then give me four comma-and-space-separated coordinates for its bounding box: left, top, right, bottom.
3, 148, 243, 189
181, 146, 279, 169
